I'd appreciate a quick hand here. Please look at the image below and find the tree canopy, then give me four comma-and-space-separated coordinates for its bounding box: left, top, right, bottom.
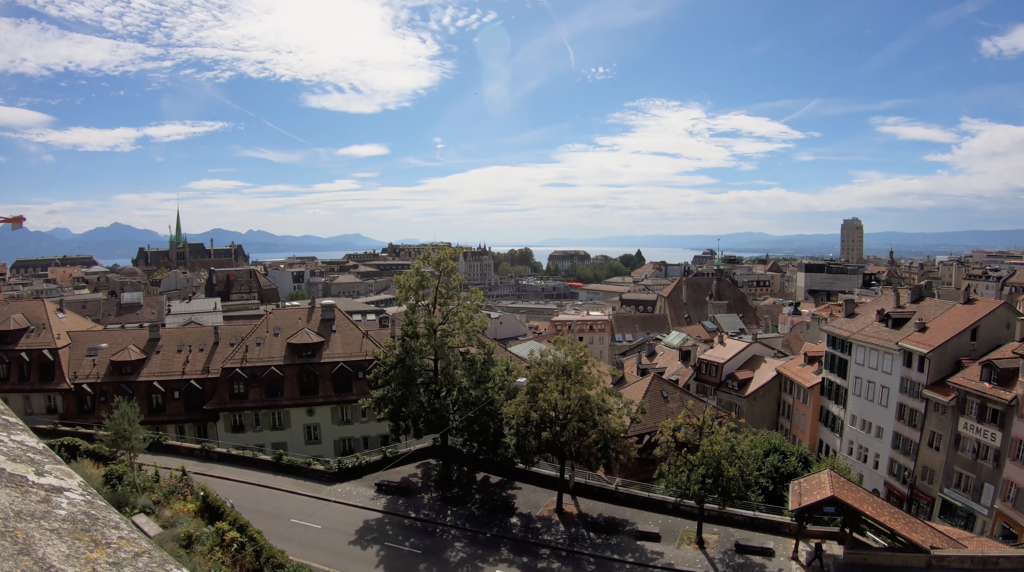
655, 407, 754, 547
363, 246, 522, 480
287, 290, 309, 301
505, 335, 642, 512
492, 248, 543, 275
101, 396, 153, 493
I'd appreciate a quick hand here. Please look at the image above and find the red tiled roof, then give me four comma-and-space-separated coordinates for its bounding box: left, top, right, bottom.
899, 297, 1009, 353
109, 344, 147, 362
946, 341, 1023, 402
790, 470, 974, 552
286, 327, 326, 345
617, 373, 715, 436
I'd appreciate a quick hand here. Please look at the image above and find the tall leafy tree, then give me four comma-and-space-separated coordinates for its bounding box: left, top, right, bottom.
746, 429, 814, 505
635, 249, 646, 266
505, 335, 642, 513
364, 246, 520, 481
101, 396, 153, 494
654, 407, 754, 547
812, 453, 864, 486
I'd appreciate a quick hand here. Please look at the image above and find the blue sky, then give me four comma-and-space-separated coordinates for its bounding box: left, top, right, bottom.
1, 0, 1023, 242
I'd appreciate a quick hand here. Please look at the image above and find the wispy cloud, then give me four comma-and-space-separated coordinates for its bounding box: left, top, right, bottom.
3, 121, 229, 151
539, 0, 575, 70
979, 23, 1024, 59
0, 105, 56, 129
583, 65, 616, 82
872, 116, 960, 143
336, 143, 390, 158
184, 179, 250, 190
238, 147, 304, 163
0, 1, 484, 114
351, 172, 379, 178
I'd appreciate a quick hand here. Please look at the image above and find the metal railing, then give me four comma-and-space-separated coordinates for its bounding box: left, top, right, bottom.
529, 460, 789, 518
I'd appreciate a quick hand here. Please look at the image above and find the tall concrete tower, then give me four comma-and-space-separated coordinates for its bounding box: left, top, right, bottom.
841, 217, 864, 263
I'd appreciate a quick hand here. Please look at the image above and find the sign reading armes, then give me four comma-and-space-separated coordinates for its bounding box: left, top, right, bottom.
958, 417, 1002, 446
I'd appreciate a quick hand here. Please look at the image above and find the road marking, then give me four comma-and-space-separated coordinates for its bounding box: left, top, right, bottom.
384, 542, 422, 554
290, 519, 322, 529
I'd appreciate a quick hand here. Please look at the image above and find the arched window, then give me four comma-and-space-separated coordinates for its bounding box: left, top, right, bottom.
299, 367, 320, 397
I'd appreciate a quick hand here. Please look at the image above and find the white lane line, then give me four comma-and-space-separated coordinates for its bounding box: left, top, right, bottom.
290, 519, 322, 529
383, 542, 422, 554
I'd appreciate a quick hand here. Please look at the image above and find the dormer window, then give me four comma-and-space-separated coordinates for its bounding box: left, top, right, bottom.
198, 343, 206, 352
256, 337, 263, 346
981, 367, 992, 383
274, 328, 280, 337
300, 346, 315, 358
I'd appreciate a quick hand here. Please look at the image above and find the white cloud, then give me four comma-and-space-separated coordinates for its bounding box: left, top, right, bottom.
0, 17, 165, 76
351, 172, 379, 178
584, 64, 616, 82
184, 179, 251, 190
0, 105, 56, 129
794, 152, 816, 162
238, 148, 304, 163
309, 180, 362, 192
3, 121, 229, 151
336, 143, 390, 157
4, 1, 467, 113
979, 23, 1024, 59
872, 116, 960, 143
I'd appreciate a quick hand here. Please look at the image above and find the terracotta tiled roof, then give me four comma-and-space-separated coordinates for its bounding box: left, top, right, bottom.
0, 299, 103, 388
108, 344, 147, 362
699, 337, 751, 364
922, 380, 957, 403
899, 297, 1009, 354
0, 313, 31, 331
923, 522, 1009, 551
674, 324, 712, 342
781, 331, 807, 356
821, 289, 956, 350
718, 355, 786, 397
286, 327, 326, 345
612, 314, 670, 339
777, 344, 825, 388
617, 373, 714, 436
946, 341, 1023, 402
790, 470, 971, 552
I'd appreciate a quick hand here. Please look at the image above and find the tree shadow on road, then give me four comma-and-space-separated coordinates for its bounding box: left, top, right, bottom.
348, 461, 669, 572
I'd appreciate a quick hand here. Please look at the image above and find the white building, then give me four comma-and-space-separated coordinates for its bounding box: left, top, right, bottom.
841, 217, 865, 264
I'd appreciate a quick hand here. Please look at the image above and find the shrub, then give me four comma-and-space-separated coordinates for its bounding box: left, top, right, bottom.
103, 464, 133, 492
68, 459, 105, 492
47, 437, 89, 463
84, 443, 117, 465
199, 442, 217, 452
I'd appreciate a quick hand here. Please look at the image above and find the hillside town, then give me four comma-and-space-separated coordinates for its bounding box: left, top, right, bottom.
3, 209, 1024, 571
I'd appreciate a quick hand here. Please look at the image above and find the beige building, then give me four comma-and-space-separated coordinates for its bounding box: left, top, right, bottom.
841, 217, 865, 264
550, 312, 612, 364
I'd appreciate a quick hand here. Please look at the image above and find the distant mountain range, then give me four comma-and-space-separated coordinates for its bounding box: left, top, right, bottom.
0, 223, 388, 264
517, 230, 1024, 258
3, 224, 1024, 264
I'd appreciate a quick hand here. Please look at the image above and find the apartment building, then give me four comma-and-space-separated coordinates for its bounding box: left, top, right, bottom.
0, 299, 101, 424
996, 349, 1024, 543
777, 343, 824, 450
691, 334, 776, 405
457, 247, 494, 284
550, 312, 612, 364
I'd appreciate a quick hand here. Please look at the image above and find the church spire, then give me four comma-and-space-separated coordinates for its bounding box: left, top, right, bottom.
172, 201, 186, 246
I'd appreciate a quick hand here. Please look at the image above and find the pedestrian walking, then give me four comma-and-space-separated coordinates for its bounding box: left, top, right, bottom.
806, 540, 825, 570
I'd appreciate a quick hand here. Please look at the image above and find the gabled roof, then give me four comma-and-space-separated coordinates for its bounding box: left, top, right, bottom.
286, 327, 326, 345
108, 344, 147, 362
789, 470, 995, 552
899, 297, 1011, 354
617, 373, 714, 436
0, 313, 31, 331
946, 341, 1024, 402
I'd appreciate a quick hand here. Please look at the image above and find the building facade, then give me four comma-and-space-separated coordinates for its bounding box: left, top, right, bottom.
547, 250, 591, 273
841, 217, 865, 264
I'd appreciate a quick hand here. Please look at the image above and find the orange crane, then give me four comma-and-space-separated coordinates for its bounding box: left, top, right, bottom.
1, 215, 25, 230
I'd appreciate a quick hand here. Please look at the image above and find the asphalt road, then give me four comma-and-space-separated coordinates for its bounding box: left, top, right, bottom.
193, 475, 663, 572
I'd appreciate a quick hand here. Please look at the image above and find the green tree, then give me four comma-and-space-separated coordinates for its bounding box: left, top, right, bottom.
746, 429, 814, 505
617, 253, 638, 270
812, 453, 864, 486
635, 249, 646, 266
497, 261, 513, 277
654, 407, 754, 547
101, 396, 153, 494
287, 290, 309, 301
505, 335, 642, 513
363, 246, 521, 483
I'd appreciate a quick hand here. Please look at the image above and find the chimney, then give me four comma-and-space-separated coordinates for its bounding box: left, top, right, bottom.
842, 297, 856, 318
320, 299, 336, 320
717, 331, 725, 345
379, 314, 390, 330
751, 331, 758, 342
148, 322, 161, 341
58, 298, 65, 313
210, 238, 214, 249
213, 325, 220, 344
909, 284, 924, 304
893, 288, 901, 308
913, 318, 926, 332
1016, 317, 1024, 343
961, 285, 971, 304
876, 308, 886, 323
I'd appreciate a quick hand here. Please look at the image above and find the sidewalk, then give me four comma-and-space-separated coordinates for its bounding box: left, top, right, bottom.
140, 452, 840, 572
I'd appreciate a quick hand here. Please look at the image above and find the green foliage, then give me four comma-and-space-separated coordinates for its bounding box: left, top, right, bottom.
102, 463, 134, 492
812, 453, 864, 486
492, 247, 542, 275
287, 290, 309, 301
497, 261, 513, 277
568, 260, 630, 283
505, 335, 642, 512
68, 459, 106, 492
101, 396, 153, 493
364, 245, 523, 472
745, 429, 814, 505
47, 437, 116, 465
655, 407, 755, 547
199, 442, 217, 452
635, 249, 646, 266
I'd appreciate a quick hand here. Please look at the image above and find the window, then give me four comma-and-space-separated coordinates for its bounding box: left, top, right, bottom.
339, 405, 352, 424
953, 469, 975, 494
872, 452, 880, 470
917, 354, 926, 374
965, 397, 980, 419
980, 444, 996, 464
150, 392, 165, 414
195, 423, 207, 441
959, 435, 979, 458
303, 423, 321, 445
882, 353, 893, 374
921, 466, 936, 486
360, 407, 368, 422
299, 367, 319, 397
45, 395, 58, 414
866, 381, 876, 402
231, 378, 247, 400
700, 361, 707, 374
879, 387, 889, 408
40, 359, 56, 382
970, 326, 978, 343
928, 431, 943, 452
853, 377, 862, 397
855, 346, 865, 365
868, 349, 879, 370
175, 425, 187, 442
875, 425, 884, 440
252, 411, 262, 431
1014, 438, 1024, 464
337, 437, 355, 456
1004, 480, 1019, 505
710, 364, 718, 377
231, 412, 245, 433
986, 407, 1001, 427
362, 436, 372, 450
270, 410, 284, 430
847, 440, 854, 456
850, 414, 858, 428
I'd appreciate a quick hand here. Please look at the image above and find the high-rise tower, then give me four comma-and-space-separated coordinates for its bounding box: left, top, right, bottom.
840, 217, 864, 263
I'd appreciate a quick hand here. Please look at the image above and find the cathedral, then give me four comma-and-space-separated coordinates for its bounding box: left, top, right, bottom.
132, 208, 249, 272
